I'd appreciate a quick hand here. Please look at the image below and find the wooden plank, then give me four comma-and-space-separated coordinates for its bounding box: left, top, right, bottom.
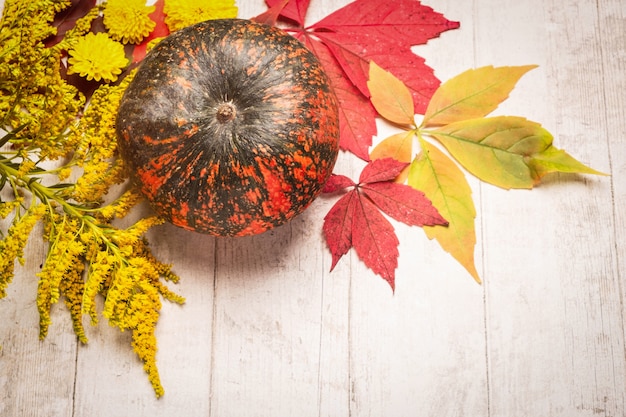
0, 223, 78, 417
345, 1, 490, 415
205, 5, 350, 417
208, 212, 334, 416
71, 223, 216, 416
474, 0, 625, 415
1, 0, 625, 416
598, 6, 626, 403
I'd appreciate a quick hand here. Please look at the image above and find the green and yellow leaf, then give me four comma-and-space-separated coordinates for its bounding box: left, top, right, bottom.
370, 131, 415, 162
422, 65, 537, 127
529, 146, 607, 179
408, 139, 480, 283
428, 115, 604, 188
429, 116, 551, 189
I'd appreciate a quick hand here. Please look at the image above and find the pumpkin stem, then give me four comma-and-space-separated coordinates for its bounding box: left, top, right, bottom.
216, 102, 237, 123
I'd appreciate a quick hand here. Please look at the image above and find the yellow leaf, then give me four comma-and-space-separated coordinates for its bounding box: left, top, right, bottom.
370, 131, 414, 162
367, 61, 415, 126
408, 139, 480, 283
370, 131, 415, 182
422, 65, 538, 127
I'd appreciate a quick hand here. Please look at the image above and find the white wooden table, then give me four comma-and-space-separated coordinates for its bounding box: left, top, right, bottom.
1, 0, 625, 416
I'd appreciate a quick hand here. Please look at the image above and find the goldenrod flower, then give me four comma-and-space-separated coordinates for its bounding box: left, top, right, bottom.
67, 33, 129, 83
70, 79, 133, 203
0, 204, 46, 298
37, 217, 85, 339
1, 0, 184, 398
60, 257, 88, 343
163, 0, 238, 32
103, 0, 156, 44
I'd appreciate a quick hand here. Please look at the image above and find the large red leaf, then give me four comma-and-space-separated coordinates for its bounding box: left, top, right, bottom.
310, 0, 459, 45
256, 0, 460, 160
302, 36, 376, 160
265, 0, 311, 26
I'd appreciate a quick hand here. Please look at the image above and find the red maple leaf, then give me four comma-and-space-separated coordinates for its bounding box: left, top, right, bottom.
322, 158, 448, 290
260, 0, 459, 160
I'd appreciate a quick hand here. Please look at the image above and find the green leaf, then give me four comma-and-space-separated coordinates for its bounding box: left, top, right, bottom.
429, 116, 553, 189
529, 146, 608, 179
409, 139, 480, 282
429, 116, 605, 188
422, 65, 537, 127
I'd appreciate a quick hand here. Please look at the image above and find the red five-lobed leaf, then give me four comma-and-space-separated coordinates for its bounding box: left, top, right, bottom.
323, 158, 447, 290
309, 0, 458, 108
261, 0, 460, 160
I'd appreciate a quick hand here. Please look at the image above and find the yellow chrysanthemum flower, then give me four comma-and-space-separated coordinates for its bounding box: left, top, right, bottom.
103, 0, 156, 44
67, 32, 129, 83
163, 0, 238, 32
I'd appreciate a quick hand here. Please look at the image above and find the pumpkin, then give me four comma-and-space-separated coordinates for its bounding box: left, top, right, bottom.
116, 19, 340, 237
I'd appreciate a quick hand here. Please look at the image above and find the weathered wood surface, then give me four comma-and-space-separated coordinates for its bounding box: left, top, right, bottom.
1, 0, 624, 416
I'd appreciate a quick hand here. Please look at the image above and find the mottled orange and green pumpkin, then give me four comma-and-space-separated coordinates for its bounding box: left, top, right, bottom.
117, 19, 340, 236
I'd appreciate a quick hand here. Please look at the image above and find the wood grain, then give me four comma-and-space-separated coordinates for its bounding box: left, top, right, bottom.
0, 0, 624, 416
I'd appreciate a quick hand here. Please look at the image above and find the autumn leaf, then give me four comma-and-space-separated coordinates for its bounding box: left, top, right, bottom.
365, 64, 605, 284
408, 139, 480, 282
351, 195, 400, 289
323, 158, 447, 290
367, 62, 415, 126
323, 191, 357, 270
358, 157, 409, 183
304, 38, 377, 160
428, 116, 605, 189
323, 174, 356, 193
254, 0, 292, 26
422, 65, 538, 127
369, 132, 414, 183
528, 146, 608, 180
261, 0, 460, 159
265, 0, 310, 26
370, 131, 414, 164
308, 0, 459, 107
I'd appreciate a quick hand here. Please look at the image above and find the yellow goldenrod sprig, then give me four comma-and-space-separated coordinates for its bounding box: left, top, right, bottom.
0, 0, 229, 398
0, 202, 46, 298
1, 155, 184, 395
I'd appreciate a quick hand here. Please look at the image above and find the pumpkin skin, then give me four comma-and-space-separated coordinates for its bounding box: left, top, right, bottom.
117, 19, 340, 237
